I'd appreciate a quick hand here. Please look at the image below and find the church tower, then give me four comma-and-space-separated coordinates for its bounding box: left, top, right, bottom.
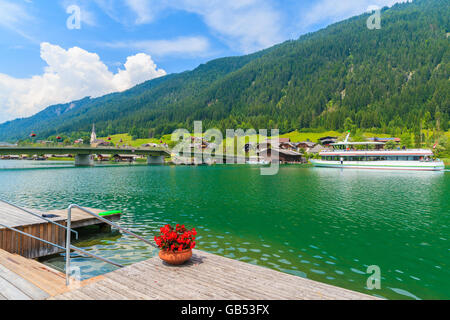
90, 124, 97, 145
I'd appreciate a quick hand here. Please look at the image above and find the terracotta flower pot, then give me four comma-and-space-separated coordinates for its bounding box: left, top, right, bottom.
159, 249, 192, 265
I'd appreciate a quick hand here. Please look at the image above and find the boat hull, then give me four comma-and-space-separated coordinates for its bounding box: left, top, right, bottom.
310, 160, 445, 171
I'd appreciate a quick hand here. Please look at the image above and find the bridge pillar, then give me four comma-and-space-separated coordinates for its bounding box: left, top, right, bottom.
147, 155, 165, 165
75, 154, 94, 166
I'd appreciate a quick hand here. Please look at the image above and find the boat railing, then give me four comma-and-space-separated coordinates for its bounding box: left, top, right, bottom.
321, 148, 433, 153
65, 204, 157, 285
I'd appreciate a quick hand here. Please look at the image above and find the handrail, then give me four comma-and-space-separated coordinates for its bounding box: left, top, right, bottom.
0, 223, 122, 268
66, 204, 156, 285
67, 205, 156, 247
0, 199, 78, 239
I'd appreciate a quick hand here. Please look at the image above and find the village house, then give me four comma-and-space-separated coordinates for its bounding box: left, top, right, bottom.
257, 138, 305, 164
318, 136, 338, 146
0, 155, 20, 160
96, 154, 110, 161
113, 154, 136, 162
308, 144, 328, 154
142, 143, 159, 148
295, 141, 317, 152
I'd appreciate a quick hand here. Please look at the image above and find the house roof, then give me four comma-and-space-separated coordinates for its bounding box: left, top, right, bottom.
308, 145, 327, 153
260, 148, 302, 156
296, 141, 316, 147
266, 138, 290, 144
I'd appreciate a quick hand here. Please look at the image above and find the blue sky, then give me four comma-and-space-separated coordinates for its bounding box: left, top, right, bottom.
0, 0, 408, 123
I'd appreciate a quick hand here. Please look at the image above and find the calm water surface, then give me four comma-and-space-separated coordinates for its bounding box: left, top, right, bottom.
0, 160, 448, 300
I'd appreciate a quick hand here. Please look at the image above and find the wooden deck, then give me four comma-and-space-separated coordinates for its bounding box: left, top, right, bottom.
0, 246, 377, 300
51, 250, 377, 300
0, 249, 67, 299
0, 249, 104, 300
47, 207, 121, 229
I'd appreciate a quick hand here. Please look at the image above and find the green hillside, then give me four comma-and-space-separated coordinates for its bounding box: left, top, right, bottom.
0, 0, 448, 143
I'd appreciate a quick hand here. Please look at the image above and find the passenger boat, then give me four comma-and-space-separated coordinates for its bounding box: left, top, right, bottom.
310, 133, 444, 171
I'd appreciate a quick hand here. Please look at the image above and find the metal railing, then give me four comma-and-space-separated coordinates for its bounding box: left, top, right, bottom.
66, 204, 156, 285
0, 201, 155, 286
0, 199, 78, 239
0, 223, 122, 270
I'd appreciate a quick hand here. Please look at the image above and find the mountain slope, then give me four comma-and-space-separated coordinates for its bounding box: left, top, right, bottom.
0, 0, 448, 142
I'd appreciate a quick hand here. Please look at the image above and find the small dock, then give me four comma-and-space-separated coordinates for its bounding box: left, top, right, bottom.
0, 201, 121, 259
51, 250, 377, 300
0, 201, 376, 300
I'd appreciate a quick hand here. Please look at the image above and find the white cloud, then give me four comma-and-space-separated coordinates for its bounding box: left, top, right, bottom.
94, 0, 164, 26
105, 36, 211, 58
301, 0, 412, 31
176, 0, 283, 53
0, 43, 166, 122
0, 0, 35, 41
101, 0, 283, 54
124, 0, 159, 24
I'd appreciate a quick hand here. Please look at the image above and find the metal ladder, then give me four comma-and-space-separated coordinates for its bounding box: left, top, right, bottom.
65, 204, 157, 285
0, 200, 156, 286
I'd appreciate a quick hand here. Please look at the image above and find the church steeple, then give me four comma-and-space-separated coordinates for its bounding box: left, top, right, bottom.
90, 124, 97, 145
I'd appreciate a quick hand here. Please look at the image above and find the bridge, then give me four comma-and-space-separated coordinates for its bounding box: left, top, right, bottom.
0, 146, 171, 166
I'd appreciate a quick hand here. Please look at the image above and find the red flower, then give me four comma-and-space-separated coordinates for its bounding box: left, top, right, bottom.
154, 224, 197, 252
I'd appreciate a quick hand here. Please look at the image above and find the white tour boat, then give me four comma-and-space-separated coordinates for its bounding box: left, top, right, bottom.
310, 133, 444, 171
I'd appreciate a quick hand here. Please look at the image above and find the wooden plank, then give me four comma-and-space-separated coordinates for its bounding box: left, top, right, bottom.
0, 264, 49, 300
0, 249, 68, 297
0, 274, 31, 300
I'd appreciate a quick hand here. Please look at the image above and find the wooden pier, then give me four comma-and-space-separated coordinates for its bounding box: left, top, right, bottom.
50, 250, 377, 300
0, 247, 377, 300
0, 201, 376, 300
0, 202, 121, 259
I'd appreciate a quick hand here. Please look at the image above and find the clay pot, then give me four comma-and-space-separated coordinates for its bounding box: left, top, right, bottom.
159, 249, 192, 265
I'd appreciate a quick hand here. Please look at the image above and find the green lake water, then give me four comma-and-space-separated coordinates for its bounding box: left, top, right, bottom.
0, 160, 448, 299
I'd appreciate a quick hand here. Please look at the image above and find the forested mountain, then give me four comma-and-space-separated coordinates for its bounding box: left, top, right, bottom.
0, 0, 448, 142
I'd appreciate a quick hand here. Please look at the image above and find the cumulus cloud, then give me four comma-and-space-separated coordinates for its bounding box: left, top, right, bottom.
0, 43, 166, 122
